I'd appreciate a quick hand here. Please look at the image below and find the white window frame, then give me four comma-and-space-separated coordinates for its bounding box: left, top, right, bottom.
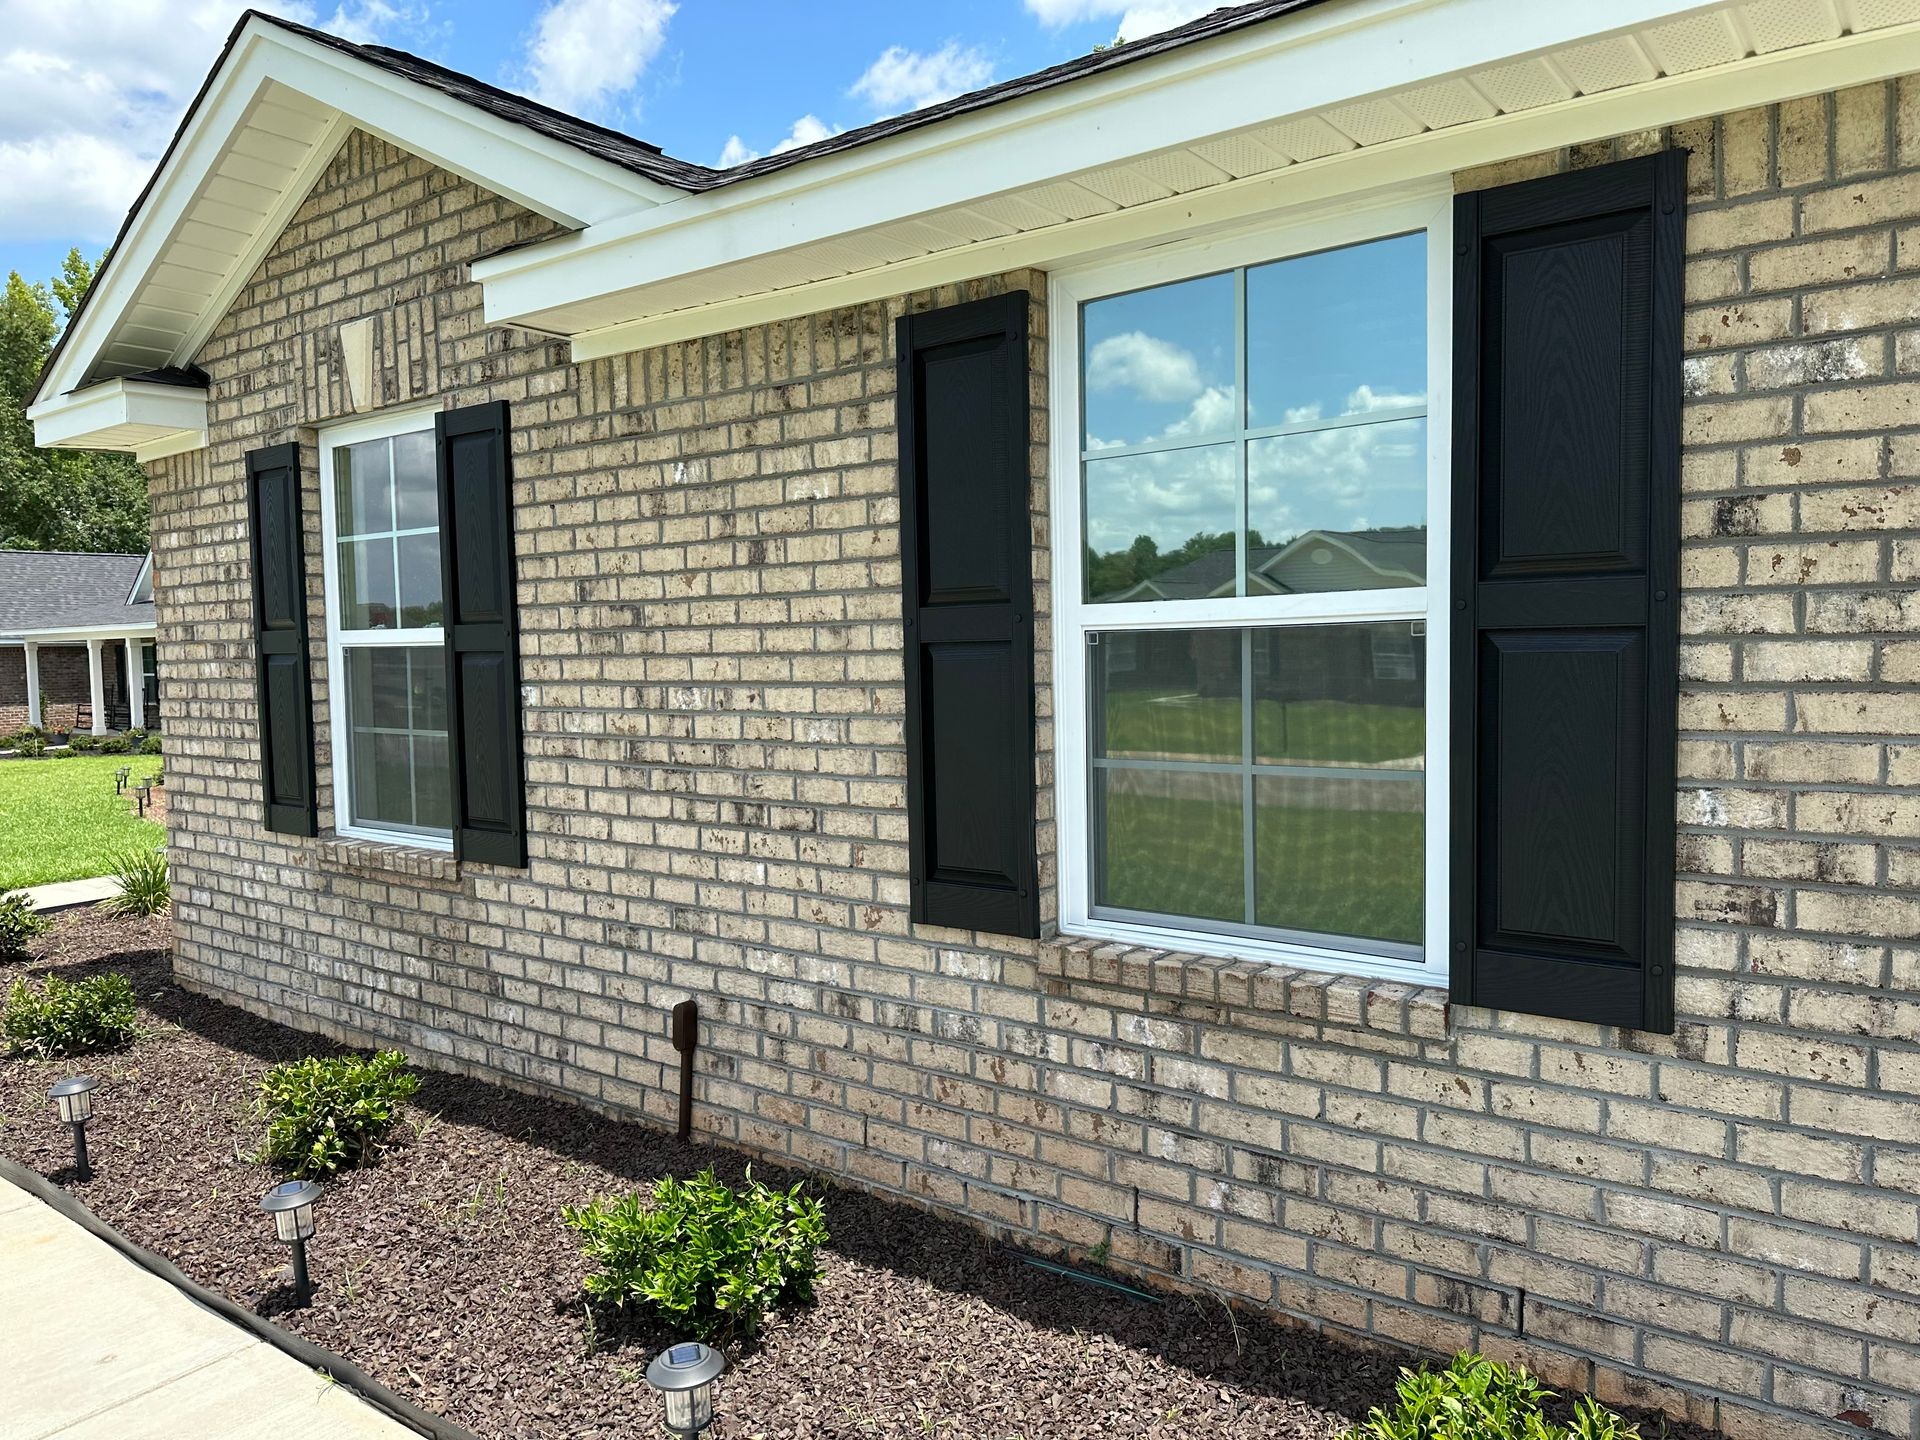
1049, 187, 1452, 986
317, 403, 453, 851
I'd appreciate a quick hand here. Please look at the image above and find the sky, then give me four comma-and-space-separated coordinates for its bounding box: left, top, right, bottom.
0, 0, 1226, 291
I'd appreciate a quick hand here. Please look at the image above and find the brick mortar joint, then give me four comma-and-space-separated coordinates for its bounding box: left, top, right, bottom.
1037, 935, 1450, 1038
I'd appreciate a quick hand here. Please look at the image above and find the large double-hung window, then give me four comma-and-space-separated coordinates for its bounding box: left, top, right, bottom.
319, 409, 452, 846
1054, 195, 1450, 981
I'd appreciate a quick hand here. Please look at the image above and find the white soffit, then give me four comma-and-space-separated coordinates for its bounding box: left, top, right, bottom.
32, 16, 666, 419
471, 0, 1920, 360
26, 380, 210, 464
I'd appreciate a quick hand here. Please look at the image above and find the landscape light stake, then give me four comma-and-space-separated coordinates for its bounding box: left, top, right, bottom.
259, 1178, 323, 1305
134, 781, 152, 816
645, 1342, 726, 1437
671, 998, 698, 1141
114, 765, 130, 794
47, 1076, 98, 1178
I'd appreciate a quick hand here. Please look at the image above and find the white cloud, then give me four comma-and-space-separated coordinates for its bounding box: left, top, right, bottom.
1023, 0, 1215, 42
521, 0, 676, 115
0, 1, 432, 247
716, 114, 837, 168
849, 41, 993, 116
1086, 331, 1205, 404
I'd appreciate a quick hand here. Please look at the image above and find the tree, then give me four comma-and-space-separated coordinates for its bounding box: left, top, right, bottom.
0, 249, 150, 553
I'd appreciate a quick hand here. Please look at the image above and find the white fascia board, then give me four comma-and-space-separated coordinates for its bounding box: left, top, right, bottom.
475, 0, 1720, 327
12, 623, 158, 642
35, 15, 665, 407
26, 380, 209, 457
568, 18, 1920, 361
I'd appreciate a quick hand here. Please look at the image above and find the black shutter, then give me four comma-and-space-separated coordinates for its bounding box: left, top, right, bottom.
897, 291, 1039, 938
245, 442, 318, 836
436, 401, 527, 867
1451, 151, 1684, 1033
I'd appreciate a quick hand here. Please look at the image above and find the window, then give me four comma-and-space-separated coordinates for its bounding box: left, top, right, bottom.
1054, 194, 1450, 981
319, 411, 451, 846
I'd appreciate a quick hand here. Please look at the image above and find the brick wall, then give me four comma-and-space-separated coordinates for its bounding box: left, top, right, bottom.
148, 86, 1920, 1440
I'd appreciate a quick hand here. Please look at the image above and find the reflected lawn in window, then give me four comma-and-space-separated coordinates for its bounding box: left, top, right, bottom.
1099, 781, 1423, 944
1102, 692, 1423, 765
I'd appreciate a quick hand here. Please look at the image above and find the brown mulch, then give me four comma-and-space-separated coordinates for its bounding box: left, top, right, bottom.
0, 912, 1717, 1440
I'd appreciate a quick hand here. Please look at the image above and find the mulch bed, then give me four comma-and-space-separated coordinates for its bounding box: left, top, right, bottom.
1, 911, 1715, 1440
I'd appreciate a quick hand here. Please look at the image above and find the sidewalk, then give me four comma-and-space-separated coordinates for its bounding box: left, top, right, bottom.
0, 1175, 422, 1440
17, 877, 119, 913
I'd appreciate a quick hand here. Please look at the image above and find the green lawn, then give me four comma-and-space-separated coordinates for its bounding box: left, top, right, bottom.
1100, 788, 1423, 944
0, 754, 165, 890
1103, 692, 1424, 765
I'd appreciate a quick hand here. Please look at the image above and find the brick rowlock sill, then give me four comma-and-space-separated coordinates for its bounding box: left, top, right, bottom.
314, 835, 461, 885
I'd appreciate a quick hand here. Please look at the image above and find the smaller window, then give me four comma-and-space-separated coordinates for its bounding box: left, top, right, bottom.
320, 414, 450, 847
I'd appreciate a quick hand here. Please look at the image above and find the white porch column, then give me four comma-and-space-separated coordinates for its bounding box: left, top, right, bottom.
123, 637, 145, 731
22, 642, 41, 729
85, 638, 107, 735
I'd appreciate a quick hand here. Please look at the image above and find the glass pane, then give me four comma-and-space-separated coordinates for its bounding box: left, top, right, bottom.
393, 430, 439, 530
397, 533, 443, 628
1093, 628, 1241, 764
1246, 232, 1426, 429
1252, 623, 1425, 766
334, 438, 393, 539
337, 537, 398, 629
1097, 767, 1243, 923
1084, 444, 1237, 603
1082, 272, 1236, 451
344, 646, 449, 835
1254, 774, 1423, 944
413, 735, 451, 831
1245, 419, 1426, 592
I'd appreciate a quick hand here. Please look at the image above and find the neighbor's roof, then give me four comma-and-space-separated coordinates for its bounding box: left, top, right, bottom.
0, 553, 156, 639
264, 1, 1330, 193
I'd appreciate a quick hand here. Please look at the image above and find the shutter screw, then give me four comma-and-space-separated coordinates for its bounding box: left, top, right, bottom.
1654, 589, 1668, 602
1454, 941, 1466, 952
1455, 599, 1466, 611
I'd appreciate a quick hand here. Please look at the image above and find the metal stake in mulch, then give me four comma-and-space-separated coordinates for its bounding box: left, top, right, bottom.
645, 1342, 726, 1437
47, 1076, 98, 1178
259, 1178, 323, 1305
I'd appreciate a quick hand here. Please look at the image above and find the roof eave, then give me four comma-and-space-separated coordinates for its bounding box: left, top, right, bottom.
27, 379, 211, 462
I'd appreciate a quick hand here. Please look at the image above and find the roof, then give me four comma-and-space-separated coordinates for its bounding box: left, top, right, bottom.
264, 2, 1330, 194
0, 553, 157, 638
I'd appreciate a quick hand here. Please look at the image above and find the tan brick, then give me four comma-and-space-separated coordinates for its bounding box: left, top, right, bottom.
1803, 172, 1920, 232
1804, 380, 1920, 432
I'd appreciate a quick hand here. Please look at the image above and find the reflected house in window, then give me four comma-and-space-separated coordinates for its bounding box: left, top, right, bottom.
1099, 525, 1426, 603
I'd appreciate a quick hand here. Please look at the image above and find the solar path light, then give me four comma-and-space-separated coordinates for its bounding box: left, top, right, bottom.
645, 1341, 726, 1436
259, 1178, 323, 1305
47, 1075, 98, 1178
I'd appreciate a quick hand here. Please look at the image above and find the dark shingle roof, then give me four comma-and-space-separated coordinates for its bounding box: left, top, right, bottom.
0, 553, 154, 638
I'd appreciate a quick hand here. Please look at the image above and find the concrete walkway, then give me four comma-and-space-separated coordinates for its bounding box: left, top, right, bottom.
0, 1176, 420, 1440
17, 876, 119, 912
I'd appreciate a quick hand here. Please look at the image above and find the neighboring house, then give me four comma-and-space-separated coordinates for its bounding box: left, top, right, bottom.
26, 5, 1920, 1434
1106, 526, 1428, 599
0, 551, 158, 735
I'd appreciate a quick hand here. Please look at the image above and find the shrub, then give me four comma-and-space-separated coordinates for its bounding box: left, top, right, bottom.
102, 847, 169, 918
3, 972, 138, 1058
67, 733, 97, 752
0, 892, 49, 962
98, 737, 129, 755
1340, 1354, 1641, 1440
140, 736, 162, 756
14, 735, 45, 758
563, 1168, 827, 1344
256, 1050, 421, 1177
123, 729, 146, 745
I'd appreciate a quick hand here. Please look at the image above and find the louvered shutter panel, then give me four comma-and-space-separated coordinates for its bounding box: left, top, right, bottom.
245, 442, 318, 836
435, 401, 527, 867
1451, 151, 1685, 1033
897, 291, 1040, 937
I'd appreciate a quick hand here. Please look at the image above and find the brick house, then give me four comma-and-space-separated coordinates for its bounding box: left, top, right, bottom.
26, 5, 1920, 1435
0, 550, 158, 734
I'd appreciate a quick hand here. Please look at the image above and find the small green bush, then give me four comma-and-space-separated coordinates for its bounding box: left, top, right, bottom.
102, 847, 169, 918
98, 737, 129, 755
66, 733, 98, 752
563, 1168, 827, 1344
140, 735, 163, 756
123, 729, 146, 745
3, 972, 138, 1058
256, 1050, 421, 1177
0, 892, 49, 962
1340, 1354, 1641, 1440
13, 735, 45, 758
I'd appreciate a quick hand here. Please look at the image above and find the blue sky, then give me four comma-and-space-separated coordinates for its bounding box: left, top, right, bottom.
0, 0, 1218, 293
